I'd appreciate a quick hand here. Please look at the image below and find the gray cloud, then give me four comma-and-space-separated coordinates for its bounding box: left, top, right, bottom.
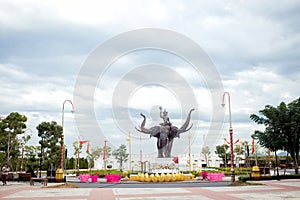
0, 0, 299, 156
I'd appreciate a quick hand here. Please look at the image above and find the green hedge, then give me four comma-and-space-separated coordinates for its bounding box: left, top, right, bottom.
214, 167, 252, 176
239, 174, 300, 182
73, 169, 124, 178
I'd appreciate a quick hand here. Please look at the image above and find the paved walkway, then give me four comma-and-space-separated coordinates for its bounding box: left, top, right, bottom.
1, 179, 300, 200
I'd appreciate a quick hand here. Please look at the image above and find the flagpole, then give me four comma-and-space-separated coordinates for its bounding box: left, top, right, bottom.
87, 141, 90, 173
140, 136, 142, 172
78, 140, 89, 174
77, 139, 80, 174
252, 137, 257, 166
103, 140, 107, 171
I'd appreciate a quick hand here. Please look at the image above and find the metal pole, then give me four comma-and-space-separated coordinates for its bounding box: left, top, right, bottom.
188, 131, 191, 171
222, 92, 235, 182
104, 140, 107, 170
229, 127, 235, 182
127, 132, 131, 172
224, 139, 227, 167
60, 106, 64, 169
60, 100, 75, 170
77, 139, 80, 174
140, 136, 143, 172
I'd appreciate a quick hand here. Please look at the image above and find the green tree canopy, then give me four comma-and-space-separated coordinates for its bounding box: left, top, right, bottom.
90, 146, 102, 161
250, 98, 300, 174
0, 112, 27, 168
36, 121, 62, 170
215, 144, 229, 167
112, 144, 128, 171
24, 145, 40, 171
201, 146, 210, 166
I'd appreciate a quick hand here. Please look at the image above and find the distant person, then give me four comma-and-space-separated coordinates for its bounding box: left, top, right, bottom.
26, 166, 37, 177
2, 164, 9, 186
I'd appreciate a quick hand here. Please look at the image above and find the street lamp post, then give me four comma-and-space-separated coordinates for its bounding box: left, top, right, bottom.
20, 128, 32, 172
222, 92, 235, 182
60, 100, 75, 170
126, 132, 131, 172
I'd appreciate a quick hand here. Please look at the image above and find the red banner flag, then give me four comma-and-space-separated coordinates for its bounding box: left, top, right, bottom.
173, 157, 178, 164
79, 140, 88, 145
86, 142, 90, 154
251, 137, 255, 154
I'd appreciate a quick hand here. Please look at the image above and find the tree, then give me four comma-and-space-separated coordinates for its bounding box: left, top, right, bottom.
112, 144, 129, 171
215, 144, 229, 167
250, 98, 300, 174
201, 146, 210, 167
0, 112, 27, 169
287, 98, 300, 174
90, 146, 102, 161
36, 121, 62, 170
73, 141, 83, 170
90, 146, 102, 168
67, 157, 76, 170
104, 146, 112, 161
251, 104, 286, 178
234, 141, 248, 167
24, 145, 40, 171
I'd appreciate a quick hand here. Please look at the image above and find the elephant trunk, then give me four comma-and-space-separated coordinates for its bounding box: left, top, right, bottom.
135, 113, 161, 137
139, 113, 150, 133
178, 108, 195, 134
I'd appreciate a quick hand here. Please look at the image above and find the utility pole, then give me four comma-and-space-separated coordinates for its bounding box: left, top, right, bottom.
188, 131, 191, 171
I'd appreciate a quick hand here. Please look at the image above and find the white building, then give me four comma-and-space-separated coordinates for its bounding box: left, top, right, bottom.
94, 153, 224, 171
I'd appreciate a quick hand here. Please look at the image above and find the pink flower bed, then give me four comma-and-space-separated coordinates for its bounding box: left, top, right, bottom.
105, 174, 121, 182
90, 175, 98, 182
79, 174, 90, 182
207, 173, 224, 181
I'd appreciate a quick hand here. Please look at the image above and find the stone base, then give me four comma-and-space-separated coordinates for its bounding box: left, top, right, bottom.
154, 158, 174, 166
150, 158, 178, 173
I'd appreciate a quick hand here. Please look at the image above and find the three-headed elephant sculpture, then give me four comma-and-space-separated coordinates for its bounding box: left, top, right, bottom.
135, 108, 195, 158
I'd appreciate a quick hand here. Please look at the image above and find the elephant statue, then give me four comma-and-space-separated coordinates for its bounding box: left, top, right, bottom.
135, 107, 195, 158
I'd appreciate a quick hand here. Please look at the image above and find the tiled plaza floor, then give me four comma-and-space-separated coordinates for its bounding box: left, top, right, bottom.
1, 179, 300, 200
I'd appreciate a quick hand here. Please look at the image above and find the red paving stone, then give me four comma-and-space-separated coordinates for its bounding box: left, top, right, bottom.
89, 188, 115, 200
187, 188, 243, 200
1, 179, 299, 200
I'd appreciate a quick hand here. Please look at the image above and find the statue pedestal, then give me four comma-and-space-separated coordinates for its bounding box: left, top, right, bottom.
154, 158, 174, 165
150, 158, 178, 174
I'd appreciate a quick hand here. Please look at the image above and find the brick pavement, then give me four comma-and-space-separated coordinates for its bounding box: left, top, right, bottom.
1, 179, 299, 200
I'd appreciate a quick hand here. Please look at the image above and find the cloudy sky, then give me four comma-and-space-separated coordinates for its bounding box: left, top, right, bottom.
1, 0, 299, 158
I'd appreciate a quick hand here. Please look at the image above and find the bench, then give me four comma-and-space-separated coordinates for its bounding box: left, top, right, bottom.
18, 173, 31, 182
30, 178, 48, 186
0, 172, 15, 181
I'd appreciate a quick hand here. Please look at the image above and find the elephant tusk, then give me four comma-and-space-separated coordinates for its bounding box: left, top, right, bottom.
177, 123, 193, 135
135, 127, 142, 132
185, 124, 193, 132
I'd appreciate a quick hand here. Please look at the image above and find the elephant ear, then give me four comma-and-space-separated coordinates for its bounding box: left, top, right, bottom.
169, 126, 179, 139
148, 126, 160, 138
135, 125, 160, 138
